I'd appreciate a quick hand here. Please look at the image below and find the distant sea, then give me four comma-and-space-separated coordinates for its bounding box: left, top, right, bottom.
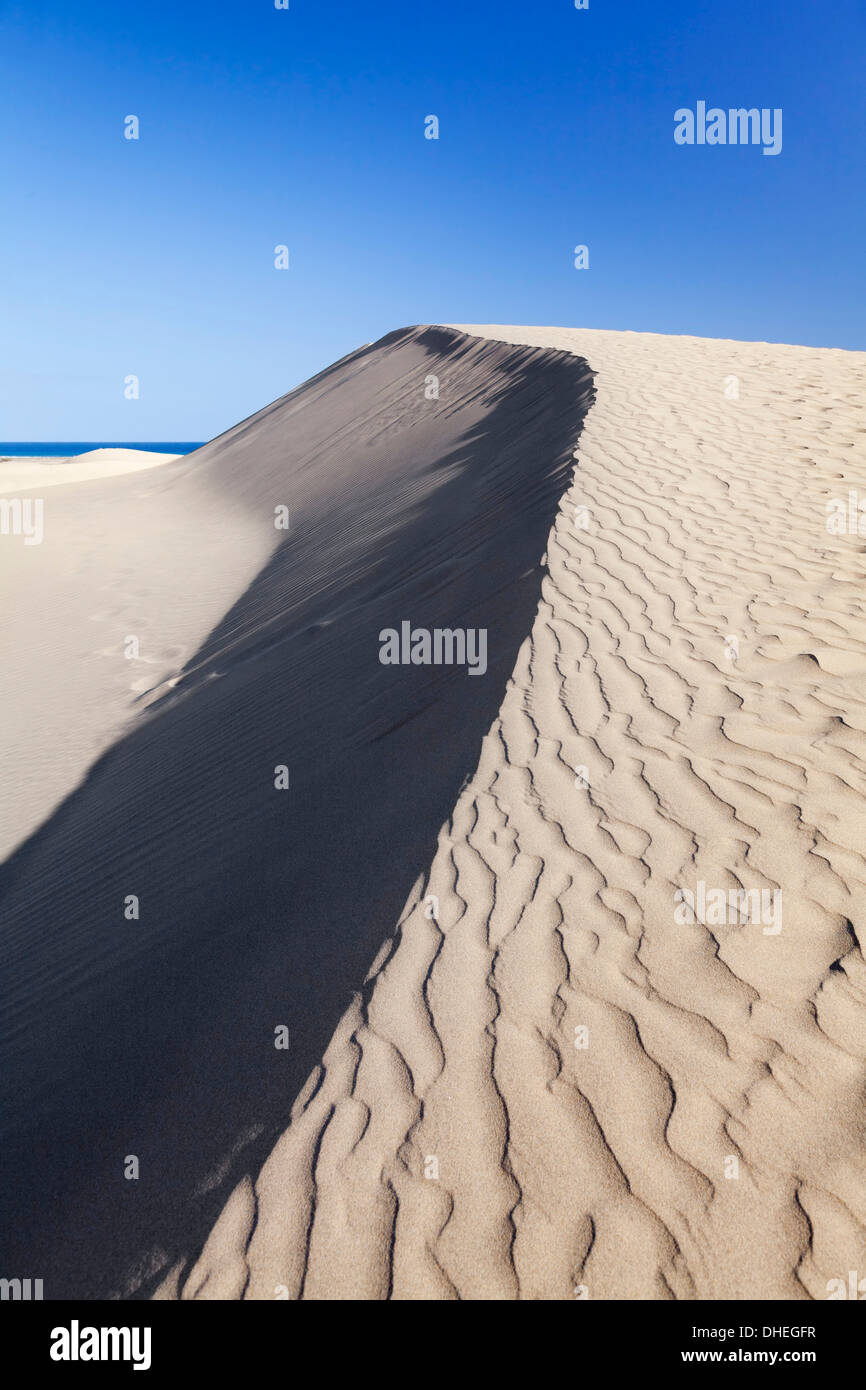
0, 442, 205, 457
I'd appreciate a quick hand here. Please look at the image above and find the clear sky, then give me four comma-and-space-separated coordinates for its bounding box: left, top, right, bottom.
1, 0, 863, 439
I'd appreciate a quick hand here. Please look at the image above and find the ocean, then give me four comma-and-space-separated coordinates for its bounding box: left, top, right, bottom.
0, 442, 205, 457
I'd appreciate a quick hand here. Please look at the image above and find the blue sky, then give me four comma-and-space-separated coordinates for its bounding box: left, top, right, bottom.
1, 0, 863, 438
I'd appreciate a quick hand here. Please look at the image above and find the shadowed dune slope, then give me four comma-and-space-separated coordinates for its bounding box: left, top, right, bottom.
0, 326, 594, 1297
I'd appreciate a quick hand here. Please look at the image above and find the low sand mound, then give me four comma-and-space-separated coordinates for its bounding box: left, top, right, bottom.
0, 447, 180, 493
0, 326, 593, 1298
158, 326, 866, 1302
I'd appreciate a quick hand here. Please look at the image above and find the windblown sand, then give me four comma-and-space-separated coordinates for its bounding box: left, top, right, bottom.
1, 328, 864, 1300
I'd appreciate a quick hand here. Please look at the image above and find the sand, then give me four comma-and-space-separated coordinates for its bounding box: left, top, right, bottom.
0, 445, 267, 859
1, 326, 864, 1300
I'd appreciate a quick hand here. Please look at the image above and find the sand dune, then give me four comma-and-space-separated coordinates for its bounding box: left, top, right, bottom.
157, 326, 866, 1302
2, 325, 864, 1300
0, 447, 180, 494
0, 326, 593, 1298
